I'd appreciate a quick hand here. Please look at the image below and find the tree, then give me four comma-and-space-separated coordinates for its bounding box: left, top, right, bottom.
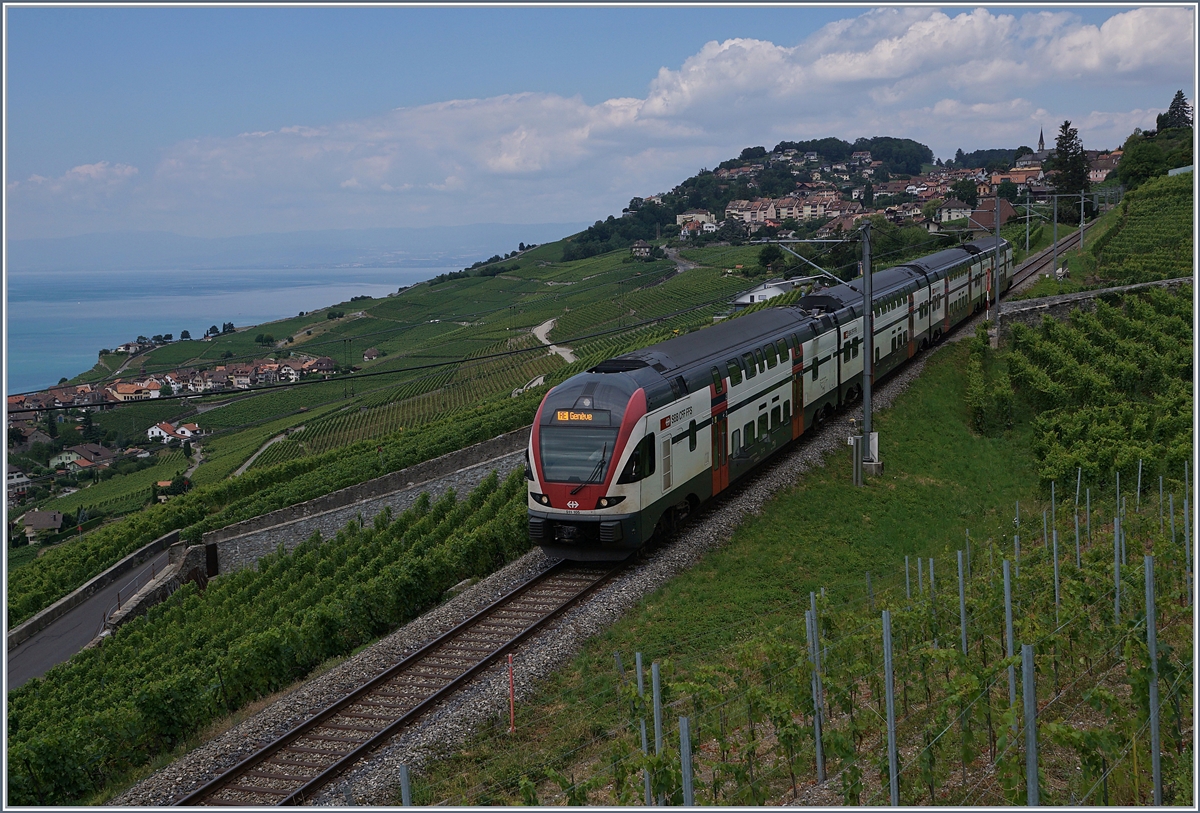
44, 412, 57, 439
758, 244, 784, 269
161, 381, 173, 397
255, 333, 265, 345
137, 335, 148, 343
1116, 137, 1168, 190
740, 146, 767, 161
58, 377, 69, 385
1048, 120, 1090, 199
80, 411, 102, 444
997, 179, 1019, 202
208, 325, 219, 337
180, 330, 191, 340
862, 182, 874, 206
1014, 145, 1034, 160
950, 179, 978, 208
1157, 90, 1193, 131
221, 322, 235, 334
183, 440, 192, 458
163, 334, 173, 342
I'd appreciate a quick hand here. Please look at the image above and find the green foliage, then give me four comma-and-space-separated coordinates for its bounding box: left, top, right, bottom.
7, 472, 532, 805
1005, 288, 1192, 489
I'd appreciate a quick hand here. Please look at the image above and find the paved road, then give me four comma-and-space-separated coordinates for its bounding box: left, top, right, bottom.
7, 549, 170, 689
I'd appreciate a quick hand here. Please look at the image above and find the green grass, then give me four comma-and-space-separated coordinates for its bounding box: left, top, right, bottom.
411, 338, 1057, 804
6, 544, 42, 572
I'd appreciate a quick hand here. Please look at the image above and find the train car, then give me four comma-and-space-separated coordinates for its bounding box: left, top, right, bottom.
527, 236, 1012, 561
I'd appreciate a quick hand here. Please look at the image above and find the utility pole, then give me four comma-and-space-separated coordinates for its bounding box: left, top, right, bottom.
994, 189, 1002, 317
1051, 195, 1059, 279
861, 222, 875, 468
1080, 189, 1086, 250
1025, 187, 1031, 252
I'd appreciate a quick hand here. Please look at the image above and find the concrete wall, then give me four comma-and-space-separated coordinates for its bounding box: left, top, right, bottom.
208, 428, 530, 575
7, 530, 179, 648
998, 277, 1193, 341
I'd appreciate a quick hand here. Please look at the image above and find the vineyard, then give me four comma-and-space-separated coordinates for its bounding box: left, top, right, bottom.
1005, 286, 1193, 487
1088, 173, 1193, 285
6, 471, 532, 806
287, 336, 563, 457
45, 451, 187, 517
415, 484, 1192, 806
6, 390, 542, 627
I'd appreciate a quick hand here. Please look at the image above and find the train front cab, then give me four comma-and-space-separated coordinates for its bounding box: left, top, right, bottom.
526, 371, 657, 561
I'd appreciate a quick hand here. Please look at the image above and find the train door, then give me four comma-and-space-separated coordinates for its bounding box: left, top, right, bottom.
908, 293, 916, 357
943, 277, 951, 334
790, 334, 804, 438
710, 367, 729, 495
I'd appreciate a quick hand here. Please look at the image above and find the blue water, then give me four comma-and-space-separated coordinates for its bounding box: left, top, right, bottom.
5, 267, 454, 394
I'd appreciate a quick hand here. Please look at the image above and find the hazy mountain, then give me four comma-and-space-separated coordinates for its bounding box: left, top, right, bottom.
7, 223, 588, 273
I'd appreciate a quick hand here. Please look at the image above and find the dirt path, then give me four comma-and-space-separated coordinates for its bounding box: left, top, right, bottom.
532, 318, 577, 363
232, 427, 303, 477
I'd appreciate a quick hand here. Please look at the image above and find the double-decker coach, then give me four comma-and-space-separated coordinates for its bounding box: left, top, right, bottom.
527, 236, 1011, 561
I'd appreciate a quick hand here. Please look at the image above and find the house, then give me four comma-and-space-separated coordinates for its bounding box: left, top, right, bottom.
106, 383, 152, 402
229, 365, 255, 389
23, 510, 63, 539
675, 209, 715, 226
312, 357, 336, 374
967, 198, 1019, 233
937, 198, 973, 223
679, 220, 704, 239
148, 422, 200, 443
8, 424, 53, 452
701, 222, 718, 234
630, 240, 652, 259
362, 348, 380, 361
278, 362, 300, 383
733, 279, 805, 309
7, 464, 31, 502
851, 150, 872, 164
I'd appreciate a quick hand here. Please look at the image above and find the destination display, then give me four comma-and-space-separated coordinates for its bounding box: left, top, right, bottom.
553, 409, 610, 424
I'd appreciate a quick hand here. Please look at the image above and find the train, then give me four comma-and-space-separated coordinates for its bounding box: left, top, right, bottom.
526, 236, 1013, 561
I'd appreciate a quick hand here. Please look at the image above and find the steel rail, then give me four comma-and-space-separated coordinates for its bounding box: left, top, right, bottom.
174, 560, 621, 806
1010, 230, 1081, 289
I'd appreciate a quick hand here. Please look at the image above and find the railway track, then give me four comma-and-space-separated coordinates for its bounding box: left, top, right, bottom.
1010, 229, 1082, 289
174, 561, 621, 806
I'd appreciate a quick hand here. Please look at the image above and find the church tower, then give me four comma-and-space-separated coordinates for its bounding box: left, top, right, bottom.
1038, 127, 1045, 152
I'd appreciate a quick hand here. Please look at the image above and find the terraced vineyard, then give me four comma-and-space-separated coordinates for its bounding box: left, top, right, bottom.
6, 472, 531, 806
1089, 173, 1193, 285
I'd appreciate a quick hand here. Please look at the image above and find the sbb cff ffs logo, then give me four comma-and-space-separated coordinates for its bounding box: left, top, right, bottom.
659, 405, 694, 431
567, 500, 579, 509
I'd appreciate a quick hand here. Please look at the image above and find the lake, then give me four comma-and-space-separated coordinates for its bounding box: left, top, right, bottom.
5, 267, 453, 394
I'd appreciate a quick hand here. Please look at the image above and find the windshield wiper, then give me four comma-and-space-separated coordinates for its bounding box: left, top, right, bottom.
571, 442, 607, 494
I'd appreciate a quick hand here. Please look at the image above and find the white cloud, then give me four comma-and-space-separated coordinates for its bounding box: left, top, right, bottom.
7, 6, 1193, 238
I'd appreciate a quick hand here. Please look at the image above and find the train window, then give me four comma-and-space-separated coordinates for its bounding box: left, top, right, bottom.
758, 414, 768, 438
711, 366, 722, 391
727, 359, 742, 387
754, 348, 766, 371
783, 400, 791, 422
777, 339, 789, 360
617, 433, 656, 483
875, 347, 881, 363
852, 342, 859, 359
731, 428, 741, 453
744, 421, 755, 446
771, 406, 781, 428
742, 352, 757, 379
689, 420, 698, 452
891, 336, 897, 353
790, 333, 799, 351
764, 345, 778, 368
842, 344, 850, 364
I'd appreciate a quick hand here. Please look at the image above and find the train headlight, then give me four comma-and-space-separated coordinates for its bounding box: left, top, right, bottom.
597, 496, 626, 509
531, 492, 550, 506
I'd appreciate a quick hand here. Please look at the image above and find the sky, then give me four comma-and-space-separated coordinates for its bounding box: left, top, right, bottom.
4, 4, 1196, 240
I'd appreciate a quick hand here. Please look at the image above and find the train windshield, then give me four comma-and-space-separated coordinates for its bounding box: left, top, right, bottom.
539, 426, 619, 484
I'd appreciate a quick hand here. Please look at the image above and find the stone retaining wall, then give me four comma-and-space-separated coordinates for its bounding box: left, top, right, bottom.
998, 277, 1192, 341
95, 543, 210, 643
210, 434, 528, 575
204, 426, 530, 545
7, 530, 180, 648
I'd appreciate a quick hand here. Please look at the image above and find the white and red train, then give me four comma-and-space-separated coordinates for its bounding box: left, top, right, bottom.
527, 236, 1013, 560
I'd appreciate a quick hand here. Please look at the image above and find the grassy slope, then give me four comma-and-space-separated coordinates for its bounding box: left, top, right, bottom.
414, 337, 1052, 804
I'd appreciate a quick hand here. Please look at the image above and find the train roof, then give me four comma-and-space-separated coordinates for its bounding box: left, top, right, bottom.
597, 306, 813, 375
